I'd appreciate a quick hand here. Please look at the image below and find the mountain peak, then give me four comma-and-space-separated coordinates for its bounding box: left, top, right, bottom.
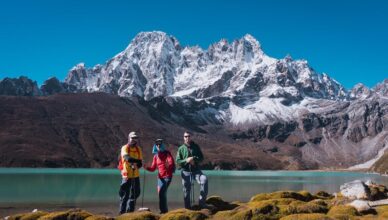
132, 31, 168, 43
284, 54, 293, 62
71, 63, 86, 71
241, 33, 261, 49
128, 31, 181, 51
374, 79, 388, 97
0, 76, 41, 96
350, 83, 372, 99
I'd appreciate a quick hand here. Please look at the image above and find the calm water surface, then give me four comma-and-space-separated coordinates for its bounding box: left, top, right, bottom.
1, 168, 387, 205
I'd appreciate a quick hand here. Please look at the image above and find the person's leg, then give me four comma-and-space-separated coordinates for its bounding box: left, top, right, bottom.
181, 171, 192, 209
164, 177, 172, 212
119, 179, 130, 214
158, 177, 172, 213
194, 170, 208, 208
134, 177, 141, 199
157, 178, 164, 213
128, 177, 141, 212
158, 178, 166, 213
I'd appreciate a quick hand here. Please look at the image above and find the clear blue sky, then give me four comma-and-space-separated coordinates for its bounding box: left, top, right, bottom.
0, 0, 387, 89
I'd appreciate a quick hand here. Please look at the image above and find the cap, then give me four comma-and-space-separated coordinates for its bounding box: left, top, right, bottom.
155, 138, 163, 143
128, 131, 139, 138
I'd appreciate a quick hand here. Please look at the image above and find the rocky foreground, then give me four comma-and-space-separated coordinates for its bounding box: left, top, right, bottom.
6, 180, 388, 220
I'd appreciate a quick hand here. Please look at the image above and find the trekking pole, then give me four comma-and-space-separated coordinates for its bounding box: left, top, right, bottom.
189, 164, 195, 206
138, 164, 150, 211
141, 169, 145, 207
130, 165, 135, 212
192, 173, 195, 205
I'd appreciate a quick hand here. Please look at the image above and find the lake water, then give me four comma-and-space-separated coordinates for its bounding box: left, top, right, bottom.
1, 168, 388, 208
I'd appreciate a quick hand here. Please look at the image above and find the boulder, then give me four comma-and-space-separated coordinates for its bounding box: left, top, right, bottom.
348, 200, 372, 212
340, 180, 370, 199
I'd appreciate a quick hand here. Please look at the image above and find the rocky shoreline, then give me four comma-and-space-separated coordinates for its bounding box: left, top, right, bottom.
5, 180, 388, 220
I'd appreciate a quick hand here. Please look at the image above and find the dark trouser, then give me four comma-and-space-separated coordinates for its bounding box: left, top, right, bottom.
157, 177, 172, 213
181, 170, 208, 209
119, 177, 140, 214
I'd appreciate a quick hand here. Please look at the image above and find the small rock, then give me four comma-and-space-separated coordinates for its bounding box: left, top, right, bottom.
32, 209, 38, 212
340, 180, 370, 200
348, 200, 371, 212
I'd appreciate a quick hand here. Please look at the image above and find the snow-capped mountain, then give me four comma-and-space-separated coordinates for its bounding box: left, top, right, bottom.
66, 31, 347, 101
65, 31, 350, 125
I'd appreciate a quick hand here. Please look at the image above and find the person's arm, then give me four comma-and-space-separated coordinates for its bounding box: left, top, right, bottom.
146, 155, 157, 172
123, 155, 142, 164
122, 147, 142, 167
176, 146, 187, 168
121, 146, 129, 161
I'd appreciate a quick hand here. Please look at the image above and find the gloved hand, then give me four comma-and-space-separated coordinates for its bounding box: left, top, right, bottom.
186, 157, 195, 165
131, 163, 138, 170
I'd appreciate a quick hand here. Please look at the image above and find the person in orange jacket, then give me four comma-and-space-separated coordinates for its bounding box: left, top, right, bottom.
118, 131, 143, 214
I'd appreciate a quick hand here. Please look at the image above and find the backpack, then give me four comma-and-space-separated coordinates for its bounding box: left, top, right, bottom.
117, 145, 140, 170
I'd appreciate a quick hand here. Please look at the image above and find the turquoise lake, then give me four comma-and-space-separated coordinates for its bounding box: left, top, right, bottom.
1, 168, 387, 206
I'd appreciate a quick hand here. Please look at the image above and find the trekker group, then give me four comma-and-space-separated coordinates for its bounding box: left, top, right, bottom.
117, 131, 209, 214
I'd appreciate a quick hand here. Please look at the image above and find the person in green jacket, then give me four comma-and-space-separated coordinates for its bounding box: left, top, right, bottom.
176, 131, 208, 209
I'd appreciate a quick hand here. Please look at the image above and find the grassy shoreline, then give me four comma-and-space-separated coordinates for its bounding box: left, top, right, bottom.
5, 189, 388, 220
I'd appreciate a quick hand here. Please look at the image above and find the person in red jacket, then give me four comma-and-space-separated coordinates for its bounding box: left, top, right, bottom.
145, 139, 175, 214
